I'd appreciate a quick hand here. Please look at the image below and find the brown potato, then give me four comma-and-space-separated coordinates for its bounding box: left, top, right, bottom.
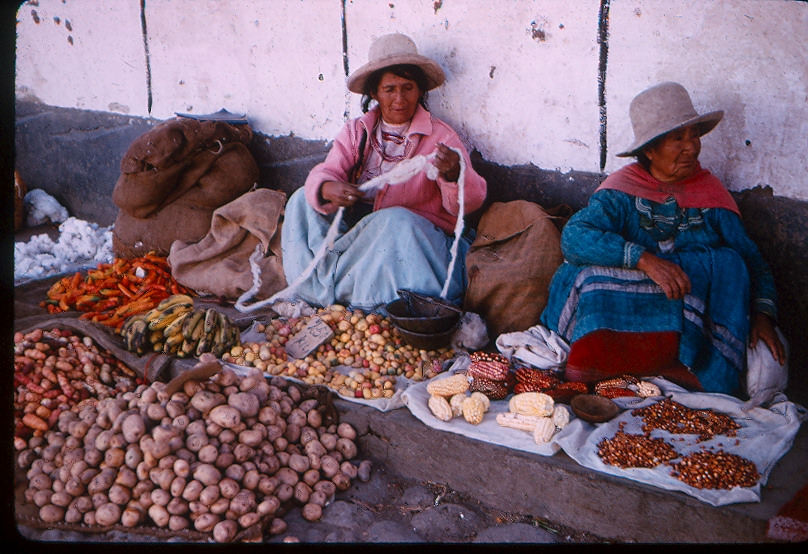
301, 502, 323, 522
39, 504, 65, 523
213, 519, 238, 543
95, 502, 122, 526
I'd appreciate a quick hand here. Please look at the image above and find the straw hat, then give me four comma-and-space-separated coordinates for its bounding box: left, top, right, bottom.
617, 82, 724, 157
347, 33, 445, 94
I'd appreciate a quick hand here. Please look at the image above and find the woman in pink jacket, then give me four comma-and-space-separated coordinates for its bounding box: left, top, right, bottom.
282, 33, 487, 310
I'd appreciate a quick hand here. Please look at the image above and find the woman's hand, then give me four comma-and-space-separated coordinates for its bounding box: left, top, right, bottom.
636, 251, 691, 300
432, 143, 460, 182
320, 180, 364, 207
750, 312, 786, 365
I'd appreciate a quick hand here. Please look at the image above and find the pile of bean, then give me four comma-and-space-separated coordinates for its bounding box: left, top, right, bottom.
597, 427, 679, 469
223, 304, 453, 399
16, 365, 369, 543
14, 327, 144, 443
631, 399, 740, 441
669, 449, 759, 489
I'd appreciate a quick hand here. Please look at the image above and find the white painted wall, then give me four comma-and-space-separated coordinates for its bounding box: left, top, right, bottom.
15, 0, 808, 200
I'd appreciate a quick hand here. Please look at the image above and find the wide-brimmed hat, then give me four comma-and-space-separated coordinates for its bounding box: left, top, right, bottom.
347, 33, 445, 94
617, 81, 724, 157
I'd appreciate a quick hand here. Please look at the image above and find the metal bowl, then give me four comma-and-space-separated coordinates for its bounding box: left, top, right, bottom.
384, 296, 460, 334
392, 322, 458, 351
570, 394, 620, 423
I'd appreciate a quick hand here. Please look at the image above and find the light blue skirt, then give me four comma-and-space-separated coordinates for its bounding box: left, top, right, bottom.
281, 188, 469, 311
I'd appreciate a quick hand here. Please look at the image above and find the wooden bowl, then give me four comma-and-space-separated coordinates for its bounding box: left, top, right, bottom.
384, 298, 460, 334
570, 394, 620, 423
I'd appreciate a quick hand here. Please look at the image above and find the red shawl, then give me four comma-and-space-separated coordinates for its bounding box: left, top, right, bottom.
597, 162, 740, 216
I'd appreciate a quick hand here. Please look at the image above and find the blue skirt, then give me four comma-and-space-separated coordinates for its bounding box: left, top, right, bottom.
281, 188, 469, 311
540, 246, 750, 395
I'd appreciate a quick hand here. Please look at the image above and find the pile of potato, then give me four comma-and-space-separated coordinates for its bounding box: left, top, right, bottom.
224, 304, 453, 399
14, 327, 143, 442
16, 362, 369, 543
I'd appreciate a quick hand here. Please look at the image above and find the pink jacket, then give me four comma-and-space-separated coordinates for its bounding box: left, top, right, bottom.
303, 105, 487, 235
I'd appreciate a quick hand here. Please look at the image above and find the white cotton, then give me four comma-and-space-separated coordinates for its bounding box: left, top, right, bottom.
14, 216, 113, 283
24, 188, 69, 227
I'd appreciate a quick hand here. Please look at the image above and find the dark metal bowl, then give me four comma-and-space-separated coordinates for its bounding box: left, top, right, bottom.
384, 297, 460, 334
392, 322, 458, 351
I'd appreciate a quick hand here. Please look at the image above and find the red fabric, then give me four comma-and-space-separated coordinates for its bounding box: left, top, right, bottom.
564, 329, 702, 391
597, 162, 740, 216
768, 483, 808, 542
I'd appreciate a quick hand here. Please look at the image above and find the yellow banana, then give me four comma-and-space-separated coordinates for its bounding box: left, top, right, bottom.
155, 294, 194, 313
203, 308, 219, 335
149, 303, 193, 330
182, 309, 205, 340
190, 314, 206, 341
163, 311, 191, 338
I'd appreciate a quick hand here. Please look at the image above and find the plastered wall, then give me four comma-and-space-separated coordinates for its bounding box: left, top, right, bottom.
14, 0, 808, 200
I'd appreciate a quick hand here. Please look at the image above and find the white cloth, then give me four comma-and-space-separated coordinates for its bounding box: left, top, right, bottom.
495, 324, 570, 370
745, 327, 789, 408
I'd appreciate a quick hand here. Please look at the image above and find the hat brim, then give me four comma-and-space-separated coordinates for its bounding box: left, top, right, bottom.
347, 54, 445, 94
616, 110, 724, 157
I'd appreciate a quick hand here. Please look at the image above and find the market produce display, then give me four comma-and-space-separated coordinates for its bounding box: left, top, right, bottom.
41, 253, 196, 329
15, 362, 370, 543
631, 398, 741, 442
120, 295, 240, 357
13, 327, 145, 442
224, 304, 453, 400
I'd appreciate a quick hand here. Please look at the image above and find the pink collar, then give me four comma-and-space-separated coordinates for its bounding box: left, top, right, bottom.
597, 162, 740, 216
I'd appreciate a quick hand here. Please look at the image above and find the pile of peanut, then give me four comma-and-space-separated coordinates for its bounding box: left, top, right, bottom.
223, 304, 454, 399
16, 366, 369, 543
631, 398, 740, 441
669, 449, 760, 489
597, 423, 678, 469
14, 327, 143, 442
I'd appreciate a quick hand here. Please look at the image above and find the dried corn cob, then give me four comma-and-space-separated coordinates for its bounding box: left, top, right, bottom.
469, 351, 509, 364
469, 377, 510, 400
509, 392, 554, 417
428, 394, 453, 421
426, 373, 470, 397
514, 367, 560, 392
468, 360, 510, 382
461, 396, 486, 425
495, 412, 547, 432
544, 381, 589, 403
635, 381, 662, 398
470, 391, 490, 411
598, 386, 637, 399
449, 393, 467, 417
551, 405, 570, 429
533, 417, 556, 443
594, 375, 639, 394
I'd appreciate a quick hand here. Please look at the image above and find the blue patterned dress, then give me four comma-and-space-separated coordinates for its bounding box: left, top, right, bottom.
540, 189, 777, 395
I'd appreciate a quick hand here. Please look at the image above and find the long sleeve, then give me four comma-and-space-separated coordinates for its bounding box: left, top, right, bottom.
560, 190, 646, 268
707, 208, 778, 320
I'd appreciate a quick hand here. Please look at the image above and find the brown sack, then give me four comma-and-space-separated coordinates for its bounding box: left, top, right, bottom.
167, 188, 287, 300
112, 118, 258, 258
463, 200, 563, 338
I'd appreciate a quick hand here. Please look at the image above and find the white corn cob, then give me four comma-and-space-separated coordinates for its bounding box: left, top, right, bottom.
509, 392, 554, 417
428, 395, 453, 421
495, 412, 547, 432
551, 405, 570, 429
532, 417, 556, 444
449, 393, 467, 418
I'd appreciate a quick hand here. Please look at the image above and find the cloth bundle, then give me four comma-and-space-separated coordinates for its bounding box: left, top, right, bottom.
112, 118, 258, 258
168, 188, 287, 300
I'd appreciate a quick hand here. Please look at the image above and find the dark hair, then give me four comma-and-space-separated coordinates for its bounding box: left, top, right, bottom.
361, 64, 430, 113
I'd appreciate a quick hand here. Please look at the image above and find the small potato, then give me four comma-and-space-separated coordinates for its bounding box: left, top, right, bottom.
219, 478, 240, 499
238, 429, 263, 448
168, 515, 189, 531
319, 455, 339, 478
209, 405, 242, 429
336, 438, 357, 460
340, 461, 358, 479
39, 504, 65, 523
199, 485, 220, 506
95, 502, 122, 526
357, 460, 372, 482
213, 519, 238, 543
287, 453, 310, 474
182, 479, 203, 502
193, 464, 222, 487
238, 511, 261, 529
148, 503, 170, 528
193, 512, 220, 533
309, 490, 328, 508
319, 433, 337, 451
332, 472, 351, 491
173, 458, 190, 479
209, 497, 230, 515
257, 476, 279, 496
337, 423, 356, 440
224, 463, 245, 482
302, 469, 321, 487
275, 483, 294, 502
229, 490, 256, 517
306, 410, 323, 429
294, 481, 312, 505
121, 505, 144, 527
228, 392, 260, 418
284, 423, 301, 444
242, 469, 261, 491
166, 497, 189, 516
257, 495, 280, 517
301, 502, 322, 522
198, 444, 219, 464
108, 483, 132, 506
121, 414, 146, 443
268, 517, 287, 536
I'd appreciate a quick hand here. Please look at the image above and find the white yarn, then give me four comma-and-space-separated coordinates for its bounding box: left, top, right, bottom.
235, 148, 465, 313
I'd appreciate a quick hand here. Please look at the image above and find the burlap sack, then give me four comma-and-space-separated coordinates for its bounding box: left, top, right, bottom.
168, 188, 287, 300
463, 200, 563, 338
112, 118, 259, 258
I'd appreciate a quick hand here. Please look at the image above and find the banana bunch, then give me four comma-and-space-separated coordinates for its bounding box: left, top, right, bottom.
120, 294, 240, 357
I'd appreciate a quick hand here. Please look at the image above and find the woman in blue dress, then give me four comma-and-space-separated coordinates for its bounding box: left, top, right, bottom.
540, 82, 785, 395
